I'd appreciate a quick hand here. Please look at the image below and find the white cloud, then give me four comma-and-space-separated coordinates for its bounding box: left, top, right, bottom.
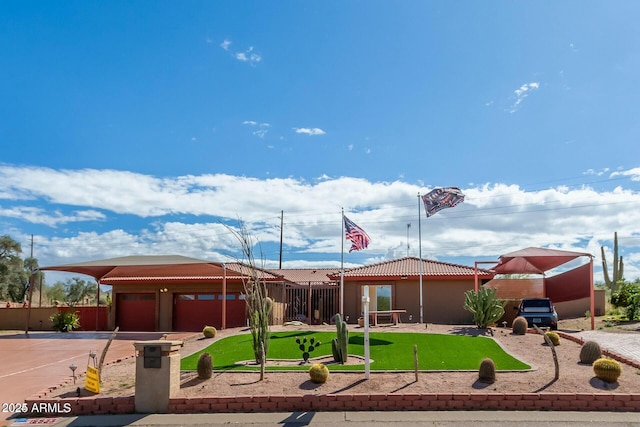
243, 121, 271, 138
611, 167, 640, 181
348, 144, 354, 151
220, 39, 231, 51
219, 39, 262, 65
0, 206, 105, 227
2, 165, 640, 281
508, 82, 540, 113
293, 128, 326, 136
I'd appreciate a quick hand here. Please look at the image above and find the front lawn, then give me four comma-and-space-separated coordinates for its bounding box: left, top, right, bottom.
181, 331, 530, 371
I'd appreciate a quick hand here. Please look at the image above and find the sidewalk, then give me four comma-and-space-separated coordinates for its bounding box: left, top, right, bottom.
17, 411, 640, 427
575, 329, 640, 365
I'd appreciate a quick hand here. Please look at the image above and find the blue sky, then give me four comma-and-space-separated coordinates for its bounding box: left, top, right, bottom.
1, 1, 639, 284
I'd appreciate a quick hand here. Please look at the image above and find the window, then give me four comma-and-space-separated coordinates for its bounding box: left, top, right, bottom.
198, 294, 215, 300
178, 294, 195, 301
362, 285, 392, 311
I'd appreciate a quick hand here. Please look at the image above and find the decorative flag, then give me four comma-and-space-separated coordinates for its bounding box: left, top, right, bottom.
344, 216, 371, 252
421, 187, 465, 217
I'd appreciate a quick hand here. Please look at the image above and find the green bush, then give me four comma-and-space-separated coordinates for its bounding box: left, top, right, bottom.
50, 311, 80, 332
610, 282, 640, 320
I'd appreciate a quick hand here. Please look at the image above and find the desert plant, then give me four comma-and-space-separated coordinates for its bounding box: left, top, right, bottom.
203, 325, 217, 339
610, 282, 640, 321
296, 336, 321, 363
601, 232, 624, 292
512, 316, 528, 335
50, 310, 80, 332
463, 287, 505, 329
478, 358, 496, 384
579, 340, 602, 364
544, 331, 561, 346
309, 363, 329, 383
197, 352, 213, 379
227, 220, 272, 376
333, 313, 349, 364
593, 358, 622, 383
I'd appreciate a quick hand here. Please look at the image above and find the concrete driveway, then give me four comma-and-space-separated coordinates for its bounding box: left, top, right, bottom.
0, 330, 193, 421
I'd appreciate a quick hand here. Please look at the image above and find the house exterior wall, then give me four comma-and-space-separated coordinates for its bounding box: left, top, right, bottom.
423, 280, 475, 324
343, 278, 476, 325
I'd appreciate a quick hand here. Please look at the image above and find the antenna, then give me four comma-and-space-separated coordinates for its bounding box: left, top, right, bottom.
406, 223, 411, 257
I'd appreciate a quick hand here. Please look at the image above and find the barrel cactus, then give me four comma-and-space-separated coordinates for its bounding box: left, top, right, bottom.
579, 340, 602, 364
544, 331, 561, 346
309, 363, 329, 384
593, 358, 622, 383
203, 325, 217, 339
197, 352, 213, 379
478, 358, 496, 384
512, 316, 528, 335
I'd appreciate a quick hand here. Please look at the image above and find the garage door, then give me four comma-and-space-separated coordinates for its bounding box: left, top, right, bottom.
173, 292, 246, 331
116, 293, 156, 331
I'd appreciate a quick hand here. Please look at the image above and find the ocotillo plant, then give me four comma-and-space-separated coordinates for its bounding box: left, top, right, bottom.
601, 231, 624, 292
332, 313, 349, 364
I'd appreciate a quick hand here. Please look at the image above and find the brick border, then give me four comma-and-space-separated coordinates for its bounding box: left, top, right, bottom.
24, 392, 640, 415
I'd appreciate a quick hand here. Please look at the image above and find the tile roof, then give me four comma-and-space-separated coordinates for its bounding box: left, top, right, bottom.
270, 268, 338, 285
328, 257, 494, 280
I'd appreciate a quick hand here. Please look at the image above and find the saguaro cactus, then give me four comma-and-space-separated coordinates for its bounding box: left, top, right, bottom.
601, 232, 624, 292
333, 313, 349, 364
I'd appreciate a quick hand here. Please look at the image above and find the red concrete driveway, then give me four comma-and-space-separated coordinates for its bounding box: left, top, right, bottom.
0, 331, 193, 421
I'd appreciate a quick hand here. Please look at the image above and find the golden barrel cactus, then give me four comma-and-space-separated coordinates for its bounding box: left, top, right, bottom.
544, 331, 561, 346
579, 340, 602, 364
203, 325, 217, 339
512, 316, 528, 335
309, 363, 329, 384
593, 358, 622, 383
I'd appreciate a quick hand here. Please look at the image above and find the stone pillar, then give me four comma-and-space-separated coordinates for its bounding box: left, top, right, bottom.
133, 340, 183, 413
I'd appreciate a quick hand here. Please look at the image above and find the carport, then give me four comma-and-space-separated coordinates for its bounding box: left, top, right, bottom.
39, 255, 243, 331
477, 247, 595, 329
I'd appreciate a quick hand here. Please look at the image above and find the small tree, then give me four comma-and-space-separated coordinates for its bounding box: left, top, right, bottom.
463, 287, 505, 329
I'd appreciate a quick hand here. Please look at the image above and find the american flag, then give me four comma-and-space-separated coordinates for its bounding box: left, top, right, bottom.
343, 215, 371, 252
421, 187, 465, 217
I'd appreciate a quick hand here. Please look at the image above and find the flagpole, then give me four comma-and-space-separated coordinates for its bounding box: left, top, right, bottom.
340, 208, 344, 316
418, 193, 423, 324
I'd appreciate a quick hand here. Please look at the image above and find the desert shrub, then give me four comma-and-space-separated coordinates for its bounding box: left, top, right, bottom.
512, 316, 528, 335
593, 358, 622, 383
579, 340, 602, 364
203, 325, 217, 339
50, 311, 80, 332
309, 363, 329, 384
197, 352, 213, 379
544, 331, 561, 346
463, 287, 505, 329
478, 358, 496, 384
610, 282, 640, 321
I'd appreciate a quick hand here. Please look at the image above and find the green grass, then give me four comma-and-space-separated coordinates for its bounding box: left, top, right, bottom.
181, 331, 530, 372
